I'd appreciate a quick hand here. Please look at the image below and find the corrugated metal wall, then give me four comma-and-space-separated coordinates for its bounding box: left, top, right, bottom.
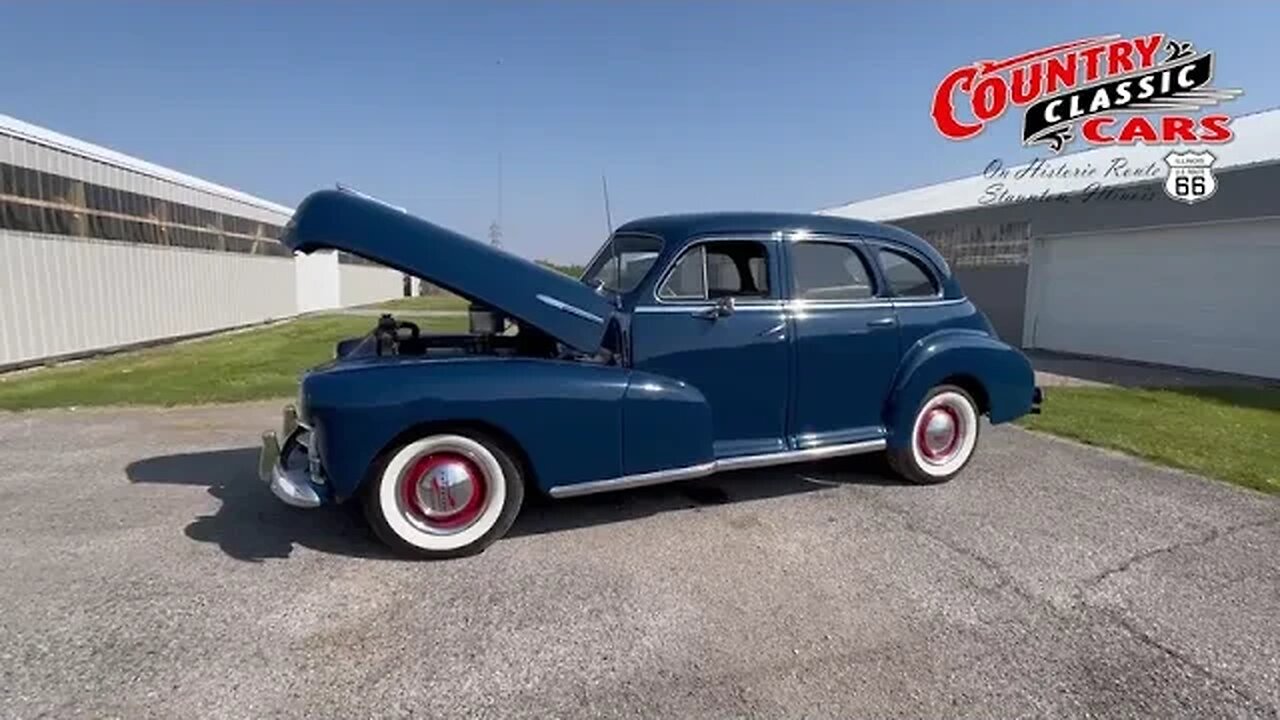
340, 264, 406, 307
0, 126, 303, 367
0, 230, 296, 365
0, 121, 404, 368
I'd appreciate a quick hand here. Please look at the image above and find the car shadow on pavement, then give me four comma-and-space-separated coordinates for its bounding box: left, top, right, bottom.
126, 448, 394, 562
126, 447, 908, 562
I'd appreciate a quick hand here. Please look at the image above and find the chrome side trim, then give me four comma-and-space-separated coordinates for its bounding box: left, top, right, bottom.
715, 439, 886, 472
546, 438, 886, 498
634, 302, 785, 314
892, 298, 967, 308
550, 461, 718, 498
635, 298, 966, 314
787, 300, 893, 311
535, 294, 605, 324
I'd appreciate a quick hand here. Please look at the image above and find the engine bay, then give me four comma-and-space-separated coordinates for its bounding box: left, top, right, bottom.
336, 305, 616, 364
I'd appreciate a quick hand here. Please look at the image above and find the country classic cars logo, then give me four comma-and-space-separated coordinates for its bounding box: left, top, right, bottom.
931, 34, 1243, 204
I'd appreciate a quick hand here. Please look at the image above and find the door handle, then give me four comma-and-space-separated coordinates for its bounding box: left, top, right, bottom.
867, 317, 897, 328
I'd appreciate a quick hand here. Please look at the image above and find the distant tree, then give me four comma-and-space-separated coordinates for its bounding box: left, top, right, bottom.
536, 260, 586, 277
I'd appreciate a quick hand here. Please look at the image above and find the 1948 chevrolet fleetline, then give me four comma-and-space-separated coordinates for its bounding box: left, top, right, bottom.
260, 188, 1042, 558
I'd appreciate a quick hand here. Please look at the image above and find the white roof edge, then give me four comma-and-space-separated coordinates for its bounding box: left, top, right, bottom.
0, 113, 294, 218
819, 107, 1280, 222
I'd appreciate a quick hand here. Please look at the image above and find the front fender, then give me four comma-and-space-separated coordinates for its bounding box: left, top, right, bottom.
301, 358, 630, 499
885, 329, 1036, 448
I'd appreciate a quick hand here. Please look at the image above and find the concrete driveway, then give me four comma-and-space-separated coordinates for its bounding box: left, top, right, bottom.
1, 404, 1277, 719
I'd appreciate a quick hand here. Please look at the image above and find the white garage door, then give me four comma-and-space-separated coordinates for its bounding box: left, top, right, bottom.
1027, 219, 1280, 379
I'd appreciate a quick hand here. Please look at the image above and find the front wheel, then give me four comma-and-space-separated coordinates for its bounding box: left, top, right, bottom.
887, 385, 981, 485
363, 431, 525, 559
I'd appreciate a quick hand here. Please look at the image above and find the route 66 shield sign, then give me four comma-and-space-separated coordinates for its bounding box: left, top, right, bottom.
1163, 150, 1218, 204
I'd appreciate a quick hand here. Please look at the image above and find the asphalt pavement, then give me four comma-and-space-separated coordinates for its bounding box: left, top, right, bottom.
1, 403, 1277, 719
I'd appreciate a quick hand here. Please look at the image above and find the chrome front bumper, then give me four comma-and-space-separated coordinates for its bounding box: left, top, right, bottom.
258, 405, 322, 509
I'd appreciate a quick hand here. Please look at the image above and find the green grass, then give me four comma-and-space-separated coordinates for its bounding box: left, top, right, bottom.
0, 313, 466, 411
1019, 386, 1280, 494
369, 294, 469, 312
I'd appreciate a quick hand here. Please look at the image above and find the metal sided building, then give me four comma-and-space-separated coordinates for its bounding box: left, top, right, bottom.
0, 114, 403, 369
820, 108, 1280, 380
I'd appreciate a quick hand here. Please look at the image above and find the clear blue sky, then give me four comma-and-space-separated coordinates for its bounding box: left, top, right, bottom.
3, 2, 1275, 263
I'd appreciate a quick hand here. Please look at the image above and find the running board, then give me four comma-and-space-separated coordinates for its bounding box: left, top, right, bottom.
547, 438, 887, 499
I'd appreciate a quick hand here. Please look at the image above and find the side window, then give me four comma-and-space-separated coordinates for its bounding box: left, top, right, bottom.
878, 248, 938, 297
789, 242, 875, 301
658, 241, 771, 300
657, 246, 706, 299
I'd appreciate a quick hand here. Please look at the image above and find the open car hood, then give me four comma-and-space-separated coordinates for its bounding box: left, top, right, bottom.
283, 189, 613, 353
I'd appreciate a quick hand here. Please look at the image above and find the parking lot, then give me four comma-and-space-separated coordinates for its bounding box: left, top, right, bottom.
1, 403, 1278, 719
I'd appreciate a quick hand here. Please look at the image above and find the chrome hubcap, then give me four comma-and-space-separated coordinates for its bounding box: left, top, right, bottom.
918, 406, 961, 462
400, 452, 488, 531
416, 460, 477, 518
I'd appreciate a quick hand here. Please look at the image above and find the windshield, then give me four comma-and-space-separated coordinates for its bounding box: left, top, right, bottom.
580, 233, 663, 294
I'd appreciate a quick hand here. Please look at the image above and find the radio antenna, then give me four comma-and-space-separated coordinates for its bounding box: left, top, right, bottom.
601, 173, 614, 234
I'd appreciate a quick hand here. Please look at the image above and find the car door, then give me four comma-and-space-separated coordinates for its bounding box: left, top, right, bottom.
630, 237, 791, 460
786, 237, 901, 447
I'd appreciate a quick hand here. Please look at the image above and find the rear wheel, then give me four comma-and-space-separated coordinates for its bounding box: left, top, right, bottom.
887, 385, 980, 485
363, 431, 524, 559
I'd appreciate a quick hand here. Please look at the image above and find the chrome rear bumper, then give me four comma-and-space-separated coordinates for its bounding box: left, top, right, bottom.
258, 405, 322, 509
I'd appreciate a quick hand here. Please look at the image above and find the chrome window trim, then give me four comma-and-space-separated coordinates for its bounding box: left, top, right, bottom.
785, 234, 883, 306
649, 234, 781, 307
892, 297, 966, 308
579, 230, 665, 289
656, 245, 707, 301
871, 243, 945, 301
546, 437, 887, 498
633, 297, 964, 314
634, 302, 785, 314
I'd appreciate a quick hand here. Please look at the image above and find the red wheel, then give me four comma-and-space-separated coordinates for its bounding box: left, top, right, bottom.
888, 385, 981, 484
364, 432, 524, 558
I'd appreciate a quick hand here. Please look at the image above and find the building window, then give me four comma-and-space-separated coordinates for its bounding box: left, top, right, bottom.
790, 241, 876, 301
878, 248, 938, 297
0, 160, 289, 257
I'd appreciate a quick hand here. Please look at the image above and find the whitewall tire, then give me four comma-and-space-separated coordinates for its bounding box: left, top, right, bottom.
888, 385, 981, 484
363, 431, 524, 559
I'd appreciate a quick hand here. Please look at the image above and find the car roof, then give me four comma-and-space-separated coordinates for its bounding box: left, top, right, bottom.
613, 211, 949, 276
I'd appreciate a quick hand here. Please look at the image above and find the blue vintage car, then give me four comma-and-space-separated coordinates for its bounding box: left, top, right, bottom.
259, 188, 1042, 558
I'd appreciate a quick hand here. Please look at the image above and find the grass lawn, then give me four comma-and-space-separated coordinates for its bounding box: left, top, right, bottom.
369, 294, 469, 312
1019, 386, 1280, 495
0, 313, 465, 411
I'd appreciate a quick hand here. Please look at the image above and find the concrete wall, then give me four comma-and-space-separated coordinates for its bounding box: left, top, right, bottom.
0, 230, 296, 366
295, 251, 340, 313
952, 265, 1027, 344
339, 264, 405, 307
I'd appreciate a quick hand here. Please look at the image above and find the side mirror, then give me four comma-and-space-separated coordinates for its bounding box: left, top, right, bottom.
695, 296, 736, 320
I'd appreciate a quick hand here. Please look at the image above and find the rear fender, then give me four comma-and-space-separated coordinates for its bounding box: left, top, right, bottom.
885, 329, 1036, 448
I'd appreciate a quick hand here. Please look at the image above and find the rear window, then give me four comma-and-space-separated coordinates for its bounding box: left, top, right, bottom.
878, 248, 938, 297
